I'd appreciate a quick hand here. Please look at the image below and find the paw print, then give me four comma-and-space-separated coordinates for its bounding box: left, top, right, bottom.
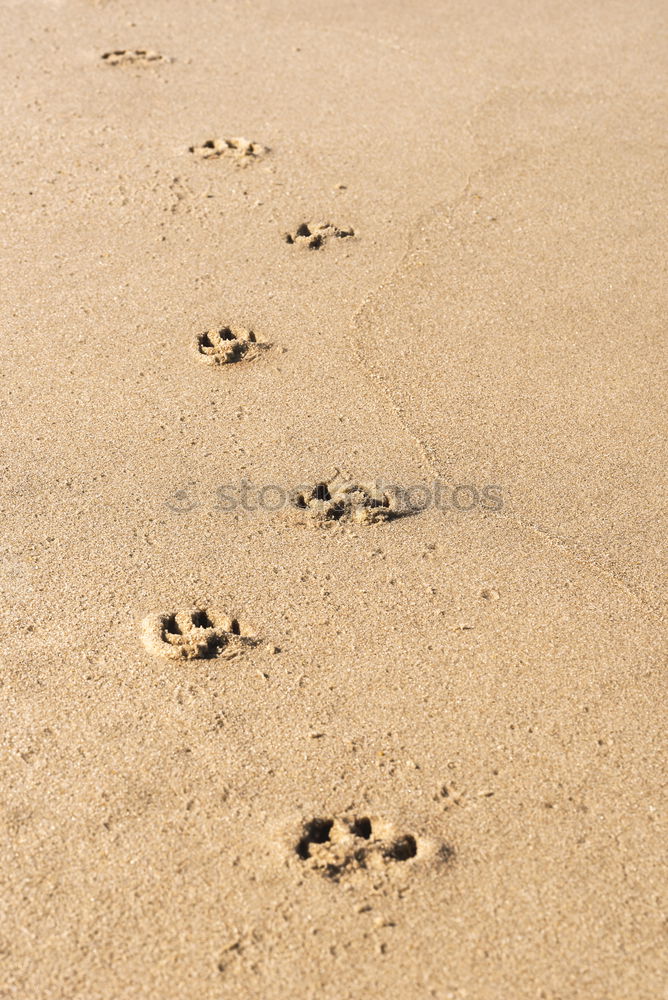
101, 49, 169, 66
188, 137, 268, 163
193, 326, 265, 366
295, 815, 446, 880
284, 221, 355, 249
291, 475, 396, 524
141, 608, 254, 660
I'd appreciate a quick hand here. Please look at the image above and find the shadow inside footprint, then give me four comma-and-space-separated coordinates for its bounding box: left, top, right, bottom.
284, 221, 355, 249
142, 607, 252, 660
295, 815, 436, 880
290, 474, 406, 524
101, 49, 168, 66
194, 326, 267, 365
189, 137, 268, 162
296, 818, 334, 860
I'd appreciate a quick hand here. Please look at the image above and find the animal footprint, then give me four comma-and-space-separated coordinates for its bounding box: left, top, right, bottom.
141, 608, 254, 660
193, 326, 265, 366
284, 222, 355, 250
189, 137, 268, 163
291, 474, 396, 524
101, 49, 169, 66
295, 815, 446, 880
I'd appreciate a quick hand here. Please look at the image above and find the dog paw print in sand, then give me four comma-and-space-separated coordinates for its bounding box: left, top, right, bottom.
284, 221, 355, 250
290, 474, 397, 525
189, 137, 268, 163
141, 608, 255, 660
193, 326, 267, 366
295, 815, 449, 880
101, 49, 169, 66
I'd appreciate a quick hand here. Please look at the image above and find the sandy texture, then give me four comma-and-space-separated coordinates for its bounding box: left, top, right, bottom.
0, 1, 666, 998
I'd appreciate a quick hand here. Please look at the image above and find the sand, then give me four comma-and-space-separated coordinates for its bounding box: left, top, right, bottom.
1, 0, 666, 997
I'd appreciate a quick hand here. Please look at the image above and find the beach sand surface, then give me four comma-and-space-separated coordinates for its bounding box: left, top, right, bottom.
0, 1, 666, 997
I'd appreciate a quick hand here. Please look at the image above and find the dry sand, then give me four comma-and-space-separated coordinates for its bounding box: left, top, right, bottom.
1, 0, 667, 997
